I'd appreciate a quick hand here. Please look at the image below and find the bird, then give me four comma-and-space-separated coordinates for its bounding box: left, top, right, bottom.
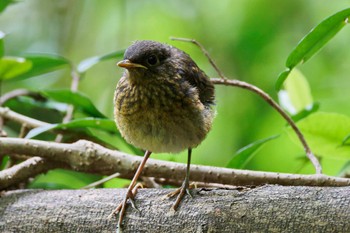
112, 40, 215, 230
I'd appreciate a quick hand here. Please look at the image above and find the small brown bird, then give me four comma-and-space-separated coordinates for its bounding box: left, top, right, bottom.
113, 40, 215, 230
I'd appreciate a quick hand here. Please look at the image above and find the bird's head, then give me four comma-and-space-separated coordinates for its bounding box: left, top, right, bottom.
117, 40, 175, 82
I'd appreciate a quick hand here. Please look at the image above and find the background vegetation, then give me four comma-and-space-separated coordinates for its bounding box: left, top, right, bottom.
1, 0, 350, 189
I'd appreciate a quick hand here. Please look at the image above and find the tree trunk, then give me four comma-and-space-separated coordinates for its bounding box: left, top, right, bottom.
1, 185, 350, 232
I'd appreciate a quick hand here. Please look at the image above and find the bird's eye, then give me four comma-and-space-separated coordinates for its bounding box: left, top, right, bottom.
146, 55, 159, 66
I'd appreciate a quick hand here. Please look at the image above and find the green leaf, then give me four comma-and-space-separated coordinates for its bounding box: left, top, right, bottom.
0, 31, 5, 57
4, 97, 65, 126
25, 118, 118, 139
11, 95, 68, 113
77, 50, 124, 74
278, 69, 313, 114
275, 69, 291, 90
0, 0, 16, 13
226, 135, 279, 169
291, 102, 319, 123
14, 54, 70, 80
42, 89, 106, 118
25, 124, 58, 139
287, 112, 350, 160
286, 8, 350, 69
28, 169, 102, 189
103, 177, 130, 188
0, 155, 10, 170
0, 56, 32, 80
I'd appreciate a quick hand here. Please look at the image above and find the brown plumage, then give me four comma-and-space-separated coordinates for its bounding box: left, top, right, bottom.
114, 40, 215, 153
112, 40, 215, 231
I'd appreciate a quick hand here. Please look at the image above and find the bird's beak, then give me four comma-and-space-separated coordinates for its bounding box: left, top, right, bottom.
117, 59, 148, 69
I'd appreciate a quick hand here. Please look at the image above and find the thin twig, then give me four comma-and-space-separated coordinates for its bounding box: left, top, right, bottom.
83, 172, 160, 190
19, 124, 30, 138
0, 117, 6, 137
0, 156, 64, 189
55, 69, 81, 142
154, 178, 240, 189
0, 106, 117, 149
0, 107, 49, 128
171, 37, 322, 175
170, 37, 226, 80
0, 89, 37, 105
0, 89, 48, 183
0, 89, 35, 136
83, 172, 121, 189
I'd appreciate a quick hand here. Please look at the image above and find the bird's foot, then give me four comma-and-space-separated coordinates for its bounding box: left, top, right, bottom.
165, 182, 196, 210
108, 183, 143, 232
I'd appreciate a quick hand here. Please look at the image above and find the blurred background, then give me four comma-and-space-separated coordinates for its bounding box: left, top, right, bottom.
1, 0, 350, 188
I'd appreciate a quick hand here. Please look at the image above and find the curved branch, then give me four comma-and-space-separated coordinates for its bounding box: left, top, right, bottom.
1, 138, 349, 190
0, 107, 49, 128
211, 78, 322, 174
0, 89, 39, 105
0, 157, 64, 189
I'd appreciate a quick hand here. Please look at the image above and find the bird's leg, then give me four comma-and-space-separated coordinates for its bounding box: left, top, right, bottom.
108, 150, 152, 230
167, 148, 192, 210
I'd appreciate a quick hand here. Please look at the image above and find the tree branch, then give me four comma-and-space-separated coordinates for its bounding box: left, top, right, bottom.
1, 137, 349, 190
0, 157, 65, 189
1, 186, 350, 232
0, 88, 39, 105
211, 78, 322, 174
0, 106, 49, 128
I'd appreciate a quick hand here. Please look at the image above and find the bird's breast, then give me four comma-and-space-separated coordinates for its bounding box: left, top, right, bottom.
114, 78, 214, 153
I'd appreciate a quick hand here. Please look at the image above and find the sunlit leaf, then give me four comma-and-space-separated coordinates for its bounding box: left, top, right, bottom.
42, 89, 106, 118
25, 118, 118, 139
278, 69, 315, 117
286, 8, 350, 68
77, 50, 124, 74
278, 69, 319, 121
283, 69, 313, 112
0, 31, 5, 57
226, 135, 279, 169
103, 177, 130, 188
0, 56, 32, 80
14, 54, 70, 80
287, 112, 350, 160
28, 169, 101, 189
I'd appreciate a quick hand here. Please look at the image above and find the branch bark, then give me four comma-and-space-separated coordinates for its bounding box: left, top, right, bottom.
1, 186, 350, 232
1, 138, 350, 190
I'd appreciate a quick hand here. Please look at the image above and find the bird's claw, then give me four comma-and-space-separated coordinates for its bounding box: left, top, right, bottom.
108, 183, 143, 219
164, 182, 196, 210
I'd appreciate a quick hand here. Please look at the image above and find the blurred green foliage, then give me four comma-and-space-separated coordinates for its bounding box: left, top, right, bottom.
1, 0, 350, 189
